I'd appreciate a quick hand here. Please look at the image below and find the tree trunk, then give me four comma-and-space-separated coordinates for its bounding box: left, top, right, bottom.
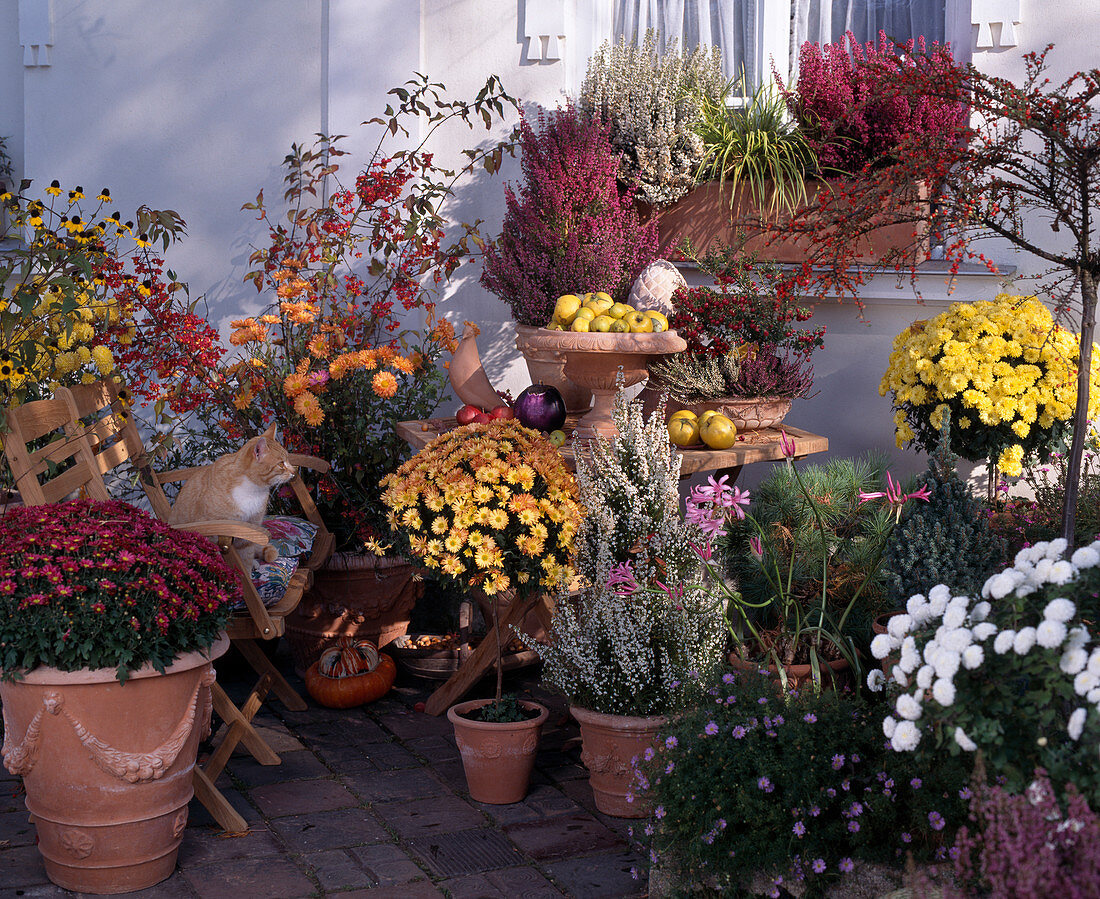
1062, 271, 1098, 550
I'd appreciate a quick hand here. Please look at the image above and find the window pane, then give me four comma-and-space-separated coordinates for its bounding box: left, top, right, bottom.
793, 0, 947, 53
613, 1, 757, 84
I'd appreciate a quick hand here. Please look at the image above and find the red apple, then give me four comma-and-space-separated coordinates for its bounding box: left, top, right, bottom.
473, 412, 493, 424
456, 404, 481, 425
490, 406, 515, 420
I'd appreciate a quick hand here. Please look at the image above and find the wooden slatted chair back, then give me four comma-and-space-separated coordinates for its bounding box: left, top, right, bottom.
2, 389, 110, 507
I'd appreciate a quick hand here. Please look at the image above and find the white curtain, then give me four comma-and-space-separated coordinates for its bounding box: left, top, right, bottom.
792, 0, 947, 66
613, 1, 758, 84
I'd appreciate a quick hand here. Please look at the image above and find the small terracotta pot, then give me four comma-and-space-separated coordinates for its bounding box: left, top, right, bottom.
665, 395, 793, 432
286, 551, 424, 675
571, 705, 667, 818
727, 652, 851, 692
1, 635, 228, 894
447, 698, 548, 804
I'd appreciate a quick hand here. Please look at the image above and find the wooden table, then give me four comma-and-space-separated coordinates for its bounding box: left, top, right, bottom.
396, 416, 828, 714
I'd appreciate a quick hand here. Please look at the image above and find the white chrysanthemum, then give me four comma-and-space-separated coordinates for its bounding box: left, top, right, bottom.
906, 594, 927, 617
899, 638, 921, 674
1033, 558, 1054, 583
970, 601, 991, 622
984, 571, 1018, 600
1015, 544, 1040, 566
1061, 647, 1088, 675
883, 714, 897, 739
1049, 560, 1075, 585
911, 605, 934, 626
1074, 671, 1098, 697
1068, 707, 1087, 741
941, 628, 973, 654
932, 678, 956, 706
954, 726, 978, 752
1046, 538, 1068, 559
1036, 619, 1068, 650
887, 614, 913, 640
892, 665, 908, 687
1067, 626, 1089, 650
973, 622, 998, 641
962, 645, 984, 670
867, 669, 886, 692
1044, 598, 1076, 623
1013, 627, 1037, 655
916, 665, 935, 689
1088, 649, 1100, 677
943, 605, 967, 630
933, 651, 960, 680
928, 584, 951, 604
871, 634, 897, 660
1071, 546, 1100, 568
1088, 687, 1100, 705
994, 630, 1017, 655
896, 694, 922, 721
891, 720, 921, 751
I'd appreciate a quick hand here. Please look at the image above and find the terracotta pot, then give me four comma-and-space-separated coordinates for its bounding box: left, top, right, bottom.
447, 698, 548, 804
727, 652, 851, 692
514, 324, 593, 413
285, 552, 424, 675
667, 395, 792, 432
656, 179, 930, 263
0, 635, 228, 894
571, 705, 666, 818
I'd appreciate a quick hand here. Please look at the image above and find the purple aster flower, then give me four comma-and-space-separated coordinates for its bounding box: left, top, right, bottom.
705, 721, 719, 736
809, 805, 821, 817
812, 859, 827, 874
842, 779, 851, 791
831, 754, 845, 770
758, 696, 768, 705
847, 820, 861, 833
959, 787, 973, 800
643, 748, 655, 761
839, 858, 854, 873
722, 672, 736, 684
902, 832, 912, 843
665, 762, 675, 774
793, 821, 806, 837
665, 736, 678, 750
732, 725, 747, 739
928, 810, 945, 831
827, 788, 837, 798
803, 712, 817, 723
655, 806, 666, 819
910, 777, 923, 790
758, 776, 774, 793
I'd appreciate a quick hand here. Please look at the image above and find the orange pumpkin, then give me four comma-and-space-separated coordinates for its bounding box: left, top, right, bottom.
304, 638, 396, 709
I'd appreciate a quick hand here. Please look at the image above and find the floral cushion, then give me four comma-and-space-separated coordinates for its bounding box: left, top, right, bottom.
263, 515, 318, 558
242, 556, 301, 609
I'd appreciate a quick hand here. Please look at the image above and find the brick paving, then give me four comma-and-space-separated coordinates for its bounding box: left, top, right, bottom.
0, 647, 646, 898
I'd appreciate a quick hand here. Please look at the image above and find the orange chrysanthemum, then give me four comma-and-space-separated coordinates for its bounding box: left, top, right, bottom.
307, 335, 331, 359
391, 355, 415, 374
293, 391, 324, 426
283, 372, 309, 398
372, 371, 399, 399
280, 301, 318, 325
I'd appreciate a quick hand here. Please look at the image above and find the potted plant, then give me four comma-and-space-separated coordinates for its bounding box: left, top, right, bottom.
0, 499, 236, 893
177, 76, 516, 670
530, 395, 724, 817
687, 443, 930, 691
479, 102, 657, 410
578, 30, 726, 210
381, 419, 582, 804
646, 252, 825, 431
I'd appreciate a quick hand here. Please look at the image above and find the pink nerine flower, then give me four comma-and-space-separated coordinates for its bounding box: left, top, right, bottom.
606, 561, 640, 596
749, 536, 764, 560
778, 430, 797, 459
858, 472, 932, 508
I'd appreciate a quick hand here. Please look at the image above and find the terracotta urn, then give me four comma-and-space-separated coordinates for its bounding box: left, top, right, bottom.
667, 395, 793, 432
519, 329, 687, 439
514, 324, 593, 413
0, 635, 228, 894
285, 551, 424, 675
447, 698, 548, 804
571, 705, 667, 818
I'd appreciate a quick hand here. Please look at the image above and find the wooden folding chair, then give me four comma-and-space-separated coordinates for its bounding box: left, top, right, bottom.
3, 384, 334, 832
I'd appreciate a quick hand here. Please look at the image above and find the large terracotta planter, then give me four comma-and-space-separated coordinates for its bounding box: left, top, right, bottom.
571, 705, 666, 818
0, 635, 228, 894
727, 652, 851, 692
285, 552, 423, 675
447, 698, 548, 804
656, 179, 930, 262
514, 323, 593, 413
518, 329, 687, 439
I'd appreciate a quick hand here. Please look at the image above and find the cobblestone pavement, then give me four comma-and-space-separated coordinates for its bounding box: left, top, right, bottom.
0, 648, 646, 898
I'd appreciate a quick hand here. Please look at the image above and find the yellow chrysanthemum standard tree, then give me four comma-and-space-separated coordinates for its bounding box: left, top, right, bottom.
880, 295, 1100, 486
381, 419, 582, 712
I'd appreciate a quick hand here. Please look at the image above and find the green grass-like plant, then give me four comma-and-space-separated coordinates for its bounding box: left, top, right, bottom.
694, 80, 819, 216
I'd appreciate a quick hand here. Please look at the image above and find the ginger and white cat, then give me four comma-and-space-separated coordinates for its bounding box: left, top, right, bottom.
169, 425, 297, 568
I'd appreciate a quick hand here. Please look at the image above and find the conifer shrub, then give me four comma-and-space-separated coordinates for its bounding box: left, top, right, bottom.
883, 416, 1006, 605
480, 103, 657, 327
